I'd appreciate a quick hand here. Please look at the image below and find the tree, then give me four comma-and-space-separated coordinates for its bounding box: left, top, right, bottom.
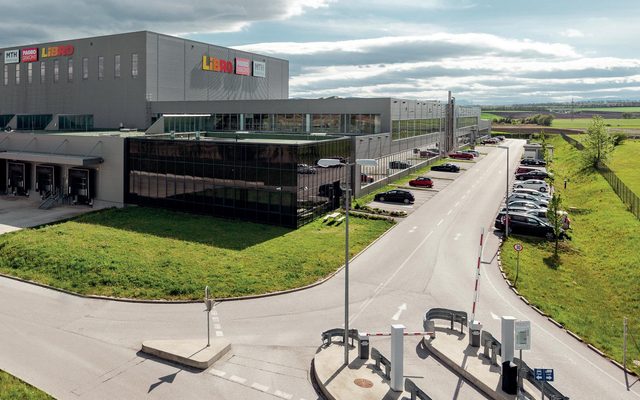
546, 193, 563, 257
582, 116, 613, 169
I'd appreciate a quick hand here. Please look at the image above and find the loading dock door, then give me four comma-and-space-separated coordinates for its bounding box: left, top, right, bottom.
68, 168, 95, 205
35, 165, 60, 198
0, 160, 5, 193
8, 162, 31, 196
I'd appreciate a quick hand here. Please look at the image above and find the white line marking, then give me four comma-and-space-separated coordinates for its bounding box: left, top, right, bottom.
216, 331, 224, 337
211, 316, 219, 322
453, 233, 461, 241
437, 219, 443, 226
274, 390, 293, 399
212, 310, 218, 316
251, 382, 269, 392
229, 375, 247, 384
490, 312, 500, 320
209, 368, 226, 377
351, 231, 433, 324
447, 209, 452, 215
214, 323, 222, 330
374, 283, 383, 294
454, 201, 460, 207
392, 303, 407, 321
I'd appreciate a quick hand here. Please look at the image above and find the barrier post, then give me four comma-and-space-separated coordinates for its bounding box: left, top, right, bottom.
391, 324, 405, 391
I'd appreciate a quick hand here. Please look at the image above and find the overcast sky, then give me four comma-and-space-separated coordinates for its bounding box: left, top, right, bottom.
2, 0, 639, 105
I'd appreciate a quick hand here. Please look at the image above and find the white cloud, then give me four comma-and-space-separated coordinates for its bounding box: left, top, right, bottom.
560, 29, 585, 38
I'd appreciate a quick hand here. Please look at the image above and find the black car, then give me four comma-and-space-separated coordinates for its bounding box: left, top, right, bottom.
494, 212, 565, 240
389, 160, 411, 169
515, 170, 552, 180
374, 189, 415, 204
431, 163, 460, 172
520, 158, 546, 166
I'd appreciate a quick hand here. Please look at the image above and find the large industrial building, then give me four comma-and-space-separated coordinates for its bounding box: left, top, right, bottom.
0, 31, 490, 227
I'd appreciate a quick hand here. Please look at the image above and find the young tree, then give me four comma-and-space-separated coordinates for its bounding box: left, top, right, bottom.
546, 193, 563, 257
582, 115, 613, 169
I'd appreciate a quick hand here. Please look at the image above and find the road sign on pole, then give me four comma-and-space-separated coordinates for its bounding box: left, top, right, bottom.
514, 243, 523, 252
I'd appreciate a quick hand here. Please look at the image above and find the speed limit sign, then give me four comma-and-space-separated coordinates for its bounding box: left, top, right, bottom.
514, 243, 523, 252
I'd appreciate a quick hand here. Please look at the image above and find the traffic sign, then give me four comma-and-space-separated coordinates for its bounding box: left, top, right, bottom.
514, 243, 523, 252
534, 368, 554, 382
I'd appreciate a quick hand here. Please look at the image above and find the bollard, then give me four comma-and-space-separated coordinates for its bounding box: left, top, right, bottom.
469, 320, 482, 347
390, 324, 405, 392
358, 333, 370, 360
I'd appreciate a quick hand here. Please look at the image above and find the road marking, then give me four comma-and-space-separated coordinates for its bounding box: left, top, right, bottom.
351, 231, 433, 324
209, 368, 226, 377
454, 201, 460, 207
374, 283, 383, 294
392, 303, 407, 321
216, 331, 224, 337
251, 382, 269, 392
408, 226, 417, 233
229, 375, 247, 384
214, 323, 222, 330
447, 209, 452, 215
212, 310, 218, 316
274, 390, 293, 399
490, 312, 500, 320
453, 233, 461, 241
211, 316, 219, 322
437, 219, 443, 226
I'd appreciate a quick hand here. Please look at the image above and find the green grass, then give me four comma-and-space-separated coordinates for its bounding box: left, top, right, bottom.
608, 140, 640, 195
0, 208, 393, 300
577, 107, 640, 113
552, 118, 640, 129
0, 370, 53, 400
481, 112, 502, 120
500, 135, 640, 374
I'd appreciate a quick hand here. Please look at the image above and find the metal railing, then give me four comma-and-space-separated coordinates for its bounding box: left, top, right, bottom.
481, 331, 501, 366
515, 357, 570, 400
370, 347, 391, 380
320, 328, 359, 346
424, 308, 468, 333
404, 378, 433, 400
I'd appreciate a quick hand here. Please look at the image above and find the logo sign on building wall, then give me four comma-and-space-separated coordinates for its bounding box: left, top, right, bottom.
253, 61, 266, 78
41, 45, 74, 58
235, 57, 250, 76
21, 48, 39, 63
4, 49, 20, 64
202, 55, 234, 73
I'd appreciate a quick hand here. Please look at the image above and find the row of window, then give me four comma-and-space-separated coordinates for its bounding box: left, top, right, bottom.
2, 54, 138, 86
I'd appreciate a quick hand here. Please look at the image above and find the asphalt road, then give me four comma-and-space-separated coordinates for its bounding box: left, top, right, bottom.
0, 139, 638, 399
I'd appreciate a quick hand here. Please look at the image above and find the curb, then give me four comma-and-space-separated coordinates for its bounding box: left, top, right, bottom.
0, 215, 401, 304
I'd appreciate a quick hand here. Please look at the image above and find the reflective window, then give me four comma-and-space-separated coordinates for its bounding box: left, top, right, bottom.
15, 64, 20, 85
27, 63, 33, 84
98, 56, 104, 80
40, 61, 45, 84
131, 53, 138, 77
3, 65, 7, 86
68, 58, 73, 82
114, 54, 120, 78
53, 60, 59, 83
82, 57, 89, 79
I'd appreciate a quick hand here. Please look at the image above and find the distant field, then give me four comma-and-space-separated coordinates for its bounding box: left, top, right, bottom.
577, 107, 640, 113
481, 112, 501, 120
552, 118, 640, 129
608, 139, 640, 195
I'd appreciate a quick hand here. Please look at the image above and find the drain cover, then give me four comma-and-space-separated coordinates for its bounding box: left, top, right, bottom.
354, 378, 373, 388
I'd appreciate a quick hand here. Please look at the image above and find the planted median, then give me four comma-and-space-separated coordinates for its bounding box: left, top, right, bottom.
0, 207, 393, 300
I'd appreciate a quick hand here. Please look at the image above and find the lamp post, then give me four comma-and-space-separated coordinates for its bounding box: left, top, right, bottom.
317, 158, 377, 365
498, 145, 510, 237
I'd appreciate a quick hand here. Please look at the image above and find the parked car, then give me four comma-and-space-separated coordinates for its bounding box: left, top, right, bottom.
389, 160, 411, 169
361, 173, 374, 184
508, 193, 549, 208
481, 138, 499, 144
449, 151, 474, 160
420, 150, 439, 158
495, 136, 506, 141
521, 158, 546, 166
461, 150, 479, 157
516, 166, 547, 175
514, 179, 549, 192
431, 163, 460, 172
316, 157, 346, 168
494, 212, 566, 240
507, 200, 543, 210
297, 164, 317, 174
512, 188, 551, 199
500, 206, 535, 214
374, 189, 415, 204
408, 176, 434, 188
516, 170, 552, 180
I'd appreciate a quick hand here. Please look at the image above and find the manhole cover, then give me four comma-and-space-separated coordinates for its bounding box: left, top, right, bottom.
354, 378, 373, 388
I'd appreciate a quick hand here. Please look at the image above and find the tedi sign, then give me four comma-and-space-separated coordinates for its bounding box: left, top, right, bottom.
202, 55, 234, 74
41, 45, 74, 58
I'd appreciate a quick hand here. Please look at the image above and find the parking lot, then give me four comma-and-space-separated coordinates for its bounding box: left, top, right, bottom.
0, 196, 100, 235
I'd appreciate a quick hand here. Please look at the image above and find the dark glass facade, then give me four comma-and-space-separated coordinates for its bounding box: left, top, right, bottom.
125, 135, 351, 228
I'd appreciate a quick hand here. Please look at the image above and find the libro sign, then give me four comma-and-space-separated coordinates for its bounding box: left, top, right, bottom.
4, 49, 19, 64
21, 48, 38, 63
41, 45, 74, 58
202, 55, 233, 73
253, 61, 266, 78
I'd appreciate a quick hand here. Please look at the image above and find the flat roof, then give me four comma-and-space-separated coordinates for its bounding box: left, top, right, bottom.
0, 151, 103, 167
137, 131, 348, 144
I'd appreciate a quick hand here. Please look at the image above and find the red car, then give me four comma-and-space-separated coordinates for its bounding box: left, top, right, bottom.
408, 176, 434, 188
449, 152, 474, 160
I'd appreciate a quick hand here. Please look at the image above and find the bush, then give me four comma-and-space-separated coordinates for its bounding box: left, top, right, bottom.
612, 133, 626, 146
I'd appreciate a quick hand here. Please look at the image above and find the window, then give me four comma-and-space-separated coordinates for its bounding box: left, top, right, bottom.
40, 61, 46, 83
114, 54, 120, 78
53, 60, 59, 83
82, 57, 88, 79
131, 53, 138, 77
98, 56, 104, 80
3, 65, 7, 86
27, 63, 32, 84
15, 64, 20, 85
68, 58, 73, 82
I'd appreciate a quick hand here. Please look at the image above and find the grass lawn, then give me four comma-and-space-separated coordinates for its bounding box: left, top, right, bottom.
500, 135, 640, 374
552, 118, 640, 130
608, 140, 640, 196
481, 112, 502, 120
0, 208, 393, 300
0, 370, 53, 400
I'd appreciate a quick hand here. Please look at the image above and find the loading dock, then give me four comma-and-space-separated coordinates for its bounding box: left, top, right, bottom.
7, 161, 31, 196
68, 168, 95, 206
35, 165, 61, 199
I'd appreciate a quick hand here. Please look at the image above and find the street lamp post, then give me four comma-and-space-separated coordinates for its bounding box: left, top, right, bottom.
498, 145, 510, 237
317, 158, 377, 365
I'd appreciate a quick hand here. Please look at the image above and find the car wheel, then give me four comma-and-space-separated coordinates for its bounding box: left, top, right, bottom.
379, 196, 385, 202
404, 198, 410, 204
545, 232, 554, 240
539, 187, 547, 192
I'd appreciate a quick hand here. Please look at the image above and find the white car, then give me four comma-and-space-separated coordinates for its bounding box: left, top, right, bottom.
507, 193, 549, 208
507, 200, 543, 210
512, 188, 551, 199
514, 179, 549, 192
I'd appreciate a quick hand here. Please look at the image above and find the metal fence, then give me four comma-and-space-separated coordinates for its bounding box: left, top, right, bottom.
560, 133, 639, 220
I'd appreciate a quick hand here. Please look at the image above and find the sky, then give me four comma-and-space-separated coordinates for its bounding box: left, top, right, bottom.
1, 0, 639, 105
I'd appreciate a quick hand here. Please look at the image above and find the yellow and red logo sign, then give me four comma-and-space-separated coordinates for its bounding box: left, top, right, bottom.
41, 45, 74, 59
202, 55, 233, 73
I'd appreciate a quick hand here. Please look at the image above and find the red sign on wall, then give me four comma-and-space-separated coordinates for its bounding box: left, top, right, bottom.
235, 57, 250, 76
21, 48, 39, 63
